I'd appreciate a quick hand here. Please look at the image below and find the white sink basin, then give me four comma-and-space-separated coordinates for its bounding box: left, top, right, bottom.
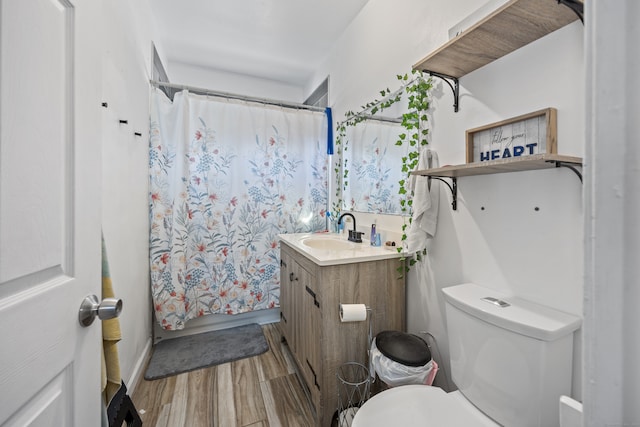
301, 237, 360, 251
279, 233, 404, 266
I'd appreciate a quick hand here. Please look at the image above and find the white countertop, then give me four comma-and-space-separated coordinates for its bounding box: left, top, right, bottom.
278, 232, 405, 266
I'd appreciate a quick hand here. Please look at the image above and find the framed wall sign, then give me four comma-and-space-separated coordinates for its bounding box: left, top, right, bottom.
466, 108, 557, 163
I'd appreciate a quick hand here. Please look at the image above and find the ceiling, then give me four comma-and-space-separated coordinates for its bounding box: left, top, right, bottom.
152, 0, 371, 86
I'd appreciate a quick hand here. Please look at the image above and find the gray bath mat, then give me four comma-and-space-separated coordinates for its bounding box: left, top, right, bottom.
144, 323, 269, 380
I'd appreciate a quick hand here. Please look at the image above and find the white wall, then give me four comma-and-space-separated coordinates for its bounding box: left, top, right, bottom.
310, 0, 481, 244
101, 1, 300, 380
314, 0, 585, 399
101, 0, 154, 390
310, 0, 479, 120
166, 61, 305, 103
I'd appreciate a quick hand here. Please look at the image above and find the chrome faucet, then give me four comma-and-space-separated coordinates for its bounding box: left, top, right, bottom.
338, 213, 363, 243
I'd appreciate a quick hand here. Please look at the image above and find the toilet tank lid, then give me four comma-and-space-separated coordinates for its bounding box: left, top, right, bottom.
442, 283, 582, 341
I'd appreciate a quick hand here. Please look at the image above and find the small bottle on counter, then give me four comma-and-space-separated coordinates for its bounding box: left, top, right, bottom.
370, 223, 376, 245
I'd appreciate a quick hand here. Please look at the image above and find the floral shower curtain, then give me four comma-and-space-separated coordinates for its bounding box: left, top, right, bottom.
149, 89, 328, 330
343, 119, 407, 214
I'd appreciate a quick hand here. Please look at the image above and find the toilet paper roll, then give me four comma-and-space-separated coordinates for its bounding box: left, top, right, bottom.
339, 304, 367, 322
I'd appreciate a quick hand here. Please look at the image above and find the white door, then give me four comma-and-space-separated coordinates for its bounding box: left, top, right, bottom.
0, 0, 102, 425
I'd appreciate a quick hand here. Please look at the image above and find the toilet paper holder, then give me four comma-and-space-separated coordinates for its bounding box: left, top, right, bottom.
339, 304, 374, 358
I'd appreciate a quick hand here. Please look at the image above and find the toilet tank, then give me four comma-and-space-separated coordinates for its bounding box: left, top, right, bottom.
442, 283, 581, 427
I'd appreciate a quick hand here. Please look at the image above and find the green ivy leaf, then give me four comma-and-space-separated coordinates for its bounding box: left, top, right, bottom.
334, 71, 431, 276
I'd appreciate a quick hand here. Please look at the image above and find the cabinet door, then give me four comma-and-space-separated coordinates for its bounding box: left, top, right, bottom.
301, 270, 322, 408
279, 252, 296, 352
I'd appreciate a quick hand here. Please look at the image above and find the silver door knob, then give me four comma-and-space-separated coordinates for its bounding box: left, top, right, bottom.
78, 294, 123, 327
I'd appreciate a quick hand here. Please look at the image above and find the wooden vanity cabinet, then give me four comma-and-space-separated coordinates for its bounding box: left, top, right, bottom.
279, 241, 406, 427
278, 251, 297, 354
279, 244, 323, 411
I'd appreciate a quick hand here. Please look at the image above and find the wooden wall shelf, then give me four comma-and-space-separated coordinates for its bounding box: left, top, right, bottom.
412, 154, 583, 210
413, 0, 581, 79
413, 154, 582, 178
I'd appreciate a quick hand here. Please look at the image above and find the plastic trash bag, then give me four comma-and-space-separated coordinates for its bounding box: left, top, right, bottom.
369, 337, 438, 387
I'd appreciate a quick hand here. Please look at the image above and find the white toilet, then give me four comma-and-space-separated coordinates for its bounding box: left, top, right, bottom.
352, 283, 582, 427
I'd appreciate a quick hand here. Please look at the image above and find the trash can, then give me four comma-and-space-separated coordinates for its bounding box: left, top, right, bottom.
335, 362, 370, 427
369, 330, 438, 387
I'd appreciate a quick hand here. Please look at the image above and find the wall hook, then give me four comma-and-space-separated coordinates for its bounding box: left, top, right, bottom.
119, 120, 128, 125
134, 132, 142, 137
101, 102, 108, 108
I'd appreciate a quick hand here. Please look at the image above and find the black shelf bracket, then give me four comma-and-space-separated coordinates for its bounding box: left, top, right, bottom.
549, 160, 583, 183
426, 71, 459, 112
557, 0, 584, 24
429, 177, 457, 210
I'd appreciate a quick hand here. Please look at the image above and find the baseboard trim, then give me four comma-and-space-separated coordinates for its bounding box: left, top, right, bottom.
126, 337, 152, 396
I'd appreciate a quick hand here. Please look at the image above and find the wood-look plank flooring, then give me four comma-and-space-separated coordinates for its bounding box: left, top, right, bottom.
132, 323, 316, 427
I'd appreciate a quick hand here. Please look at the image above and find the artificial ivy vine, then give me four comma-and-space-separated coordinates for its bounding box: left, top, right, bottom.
333, 70, 433, 276
396, 72, 433, 275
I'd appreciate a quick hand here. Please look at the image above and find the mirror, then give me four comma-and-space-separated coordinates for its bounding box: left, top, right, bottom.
336, 86, 411, 216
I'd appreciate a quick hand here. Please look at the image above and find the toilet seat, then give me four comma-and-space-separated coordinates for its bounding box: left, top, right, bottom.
351, 385, 499, 427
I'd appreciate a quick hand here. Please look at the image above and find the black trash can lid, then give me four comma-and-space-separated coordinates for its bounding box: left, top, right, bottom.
375, 330, 431, 367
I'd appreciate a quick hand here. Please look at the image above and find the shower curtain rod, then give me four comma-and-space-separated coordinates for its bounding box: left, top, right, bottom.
150, 80, 326, 113
358, 114, 402, 124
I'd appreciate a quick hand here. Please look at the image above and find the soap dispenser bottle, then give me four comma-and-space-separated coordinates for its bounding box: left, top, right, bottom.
370, 223, 376, 246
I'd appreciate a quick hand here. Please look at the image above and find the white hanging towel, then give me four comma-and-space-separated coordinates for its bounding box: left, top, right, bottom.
405, 148, 440, 253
